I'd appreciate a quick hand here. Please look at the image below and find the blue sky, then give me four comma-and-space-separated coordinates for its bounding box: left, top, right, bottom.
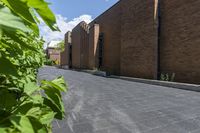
47, 0, 118, 20
41, 0, 118, 45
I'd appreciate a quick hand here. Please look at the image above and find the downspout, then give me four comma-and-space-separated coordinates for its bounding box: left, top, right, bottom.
155, 0, 161, 80
157, 0, 161, 80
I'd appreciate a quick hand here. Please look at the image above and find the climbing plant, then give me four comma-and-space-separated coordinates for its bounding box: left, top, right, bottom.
0, 0, 67, 133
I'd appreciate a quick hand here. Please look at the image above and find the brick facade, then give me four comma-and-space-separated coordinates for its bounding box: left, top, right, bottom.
63, 0, 200, 84
71, 22, 89, 69
120, 0, 158, 79
159, 0, 200, 84
88, 24, 100, 69
89, 2, 121, 75
60, 32, 71, 67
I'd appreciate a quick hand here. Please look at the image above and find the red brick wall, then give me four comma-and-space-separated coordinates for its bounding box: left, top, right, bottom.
120, 0, 158, 79
72, 22, 89, 69
88, 24, 100, 69
72, 24, 81, 68
89, 2, 121, 75
80, 22, 89, 69
69, 0, 200, 84
60, 32, 71, 66
160, 0, 200, 83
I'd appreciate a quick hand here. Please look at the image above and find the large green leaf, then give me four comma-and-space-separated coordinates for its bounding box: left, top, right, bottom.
26, 0, 59, 31
0, 55, 18, 76
43, 97, 64, 120
0, 5, 30, 32
1, 0, 59, 32
41, 77, 66, 119
0, 0, 38, 33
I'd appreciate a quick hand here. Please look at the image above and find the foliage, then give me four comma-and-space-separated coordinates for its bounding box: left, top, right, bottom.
0, 0, 67, 132
56, 40, 64, 51
44, 58, 56, 66
0, 76, 67, 133
160, 73, 176, 82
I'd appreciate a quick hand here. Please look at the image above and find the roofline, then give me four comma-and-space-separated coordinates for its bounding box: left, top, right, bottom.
72, 21, 87, 31
89, 0, 120, 25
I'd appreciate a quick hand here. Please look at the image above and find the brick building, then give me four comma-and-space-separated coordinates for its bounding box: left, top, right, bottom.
60, 32, 72, 68
71, 21, 89, 69
46, 41, 62, 65
61, 0, 200, 84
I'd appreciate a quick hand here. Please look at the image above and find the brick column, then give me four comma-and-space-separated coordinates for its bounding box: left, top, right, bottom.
89, 24, 100, 69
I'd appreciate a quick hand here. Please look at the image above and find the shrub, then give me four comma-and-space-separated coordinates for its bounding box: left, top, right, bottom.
160, 73, 176, 82
0, 0, 67, 132
44, 59, 56, 66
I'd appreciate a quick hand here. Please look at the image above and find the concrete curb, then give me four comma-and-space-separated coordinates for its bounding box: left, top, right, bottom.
55, 66, 200, 92
109, 75, 200, 92
81, 70, 107, 77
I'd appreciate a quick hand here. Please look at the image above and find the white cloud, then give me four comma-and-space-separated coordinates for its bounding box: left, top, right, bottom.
39, 14, 93, 48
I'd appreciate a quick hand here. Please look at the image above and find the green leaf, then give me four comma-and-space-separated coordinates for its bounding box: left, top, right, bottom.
31, 95, 44, 104
0, 1, 65, 132
0, 5, 30, 32
3, 30, 38, 52
1, 0, 59, 32
26, 106, 42, 118
52, 76, 67, 91
43, 97, 64, 120
0, 0, 38, 33
0, 109, 11, 124
39, 108, 55, 125
13, 98, 55, 124
0, 55, 18, 76
13, 102, 34, 115
40, 77, 67, 119
10, 115, 35, 133
24, 82, 39, 95
28, 116, 47, 133
0, 128, 6, 133
41, 76, 67, 92
26, 0, 59, 31
0, 29, 3, 38
0, 39, 23, 56
0, 89, 17, 110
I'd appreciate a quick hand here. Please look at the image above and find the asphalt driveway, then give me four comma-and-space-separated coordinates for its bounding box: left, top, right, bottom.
38, 66, 200, 133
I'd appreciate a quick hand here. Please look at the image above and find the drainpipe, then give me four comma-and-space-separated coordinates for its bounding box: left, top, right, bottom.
157, 0, 161, 80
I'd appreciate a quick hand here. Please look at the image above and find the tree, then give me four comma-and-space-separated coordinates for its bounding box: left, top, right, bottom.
57, 40, 65, 51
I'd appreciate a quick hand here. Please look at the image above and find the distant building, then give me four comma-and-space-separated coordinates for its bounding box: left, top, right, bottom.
46, 41, 61, 65
61, 0, 200, 84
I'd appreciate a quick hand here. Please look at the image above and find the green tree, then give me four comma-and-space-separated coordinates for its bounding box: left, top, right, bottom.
56, 40, 65, 51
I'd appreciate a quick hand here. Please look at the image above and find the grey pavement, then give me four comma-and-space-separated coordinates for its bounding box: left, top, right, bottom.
38, 66, 200, 133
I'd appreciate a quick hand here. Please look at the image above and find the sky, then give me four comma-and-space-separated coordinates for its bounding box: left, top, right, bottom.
40, 0, 118, 47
